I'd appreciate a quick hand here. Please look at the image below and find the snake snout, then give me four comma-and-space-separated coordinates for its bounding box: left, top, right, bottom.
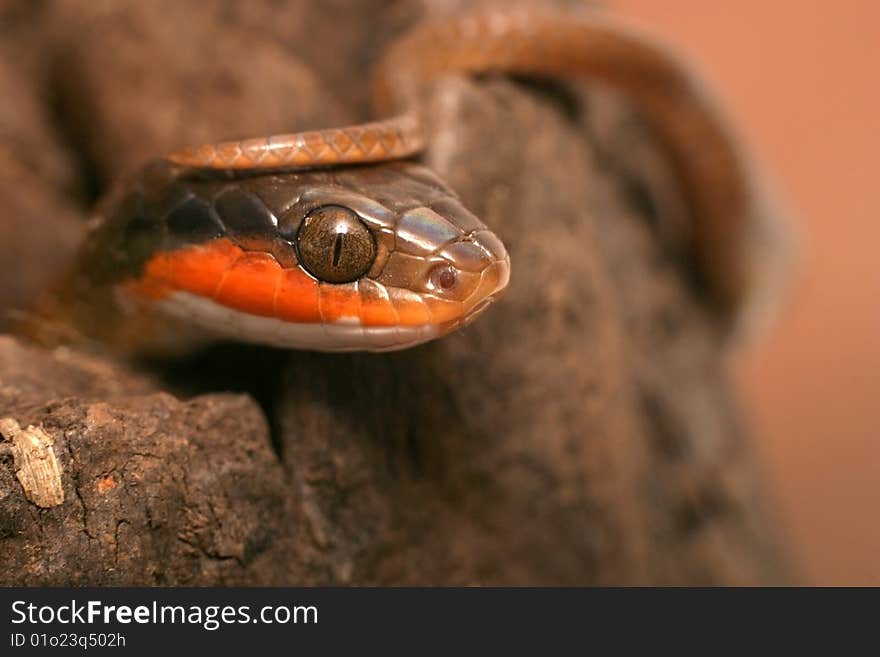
474, 229, 510, 293
444, 229, 510, 328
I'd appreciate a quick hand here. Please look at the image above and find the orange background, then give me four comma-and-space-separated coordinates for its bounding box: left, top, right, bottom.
615, 0, 879, 584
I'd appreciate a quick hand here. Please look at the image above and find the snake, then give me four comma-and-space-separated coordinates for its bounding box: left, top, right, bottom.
32, 5, 779, 354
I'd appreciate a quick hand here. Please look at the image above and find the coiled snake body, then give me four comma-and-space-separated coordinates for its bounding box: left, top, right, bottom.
36, 6, 781, 353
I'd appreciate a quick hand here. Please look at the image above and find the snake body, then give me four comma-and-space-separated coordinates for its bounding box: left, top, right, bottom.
39, 6, 778, 353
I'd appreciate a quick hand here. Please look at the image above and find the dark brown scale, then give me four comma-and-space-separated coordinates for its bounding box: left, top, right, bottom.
213, 187, 278, 236
250, 173, 310, 214
93, 190, 160, 285
116, 192, 152, 257
428, 198, 484, 234
143, 178, 193, 233
333, 163, 461, 215
166, 195, 224, 243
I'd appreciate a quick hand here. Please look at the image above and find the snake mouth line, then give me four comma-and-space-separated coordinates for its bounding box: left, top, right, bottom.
461, 292, 502, 326
150, 289, 443, 352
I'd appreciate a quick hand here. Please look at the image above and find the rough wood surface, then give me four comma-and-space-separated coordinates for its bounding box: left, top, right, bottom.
0, 0, 790, 584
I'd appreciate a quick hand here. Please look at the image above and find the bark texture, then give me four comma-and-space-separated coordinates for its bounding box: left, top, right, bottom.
0, 0, 790, 584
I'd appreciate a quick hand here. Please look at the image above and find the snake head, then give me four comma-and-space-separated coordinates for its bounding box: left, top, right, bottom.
109, 161, 509, 352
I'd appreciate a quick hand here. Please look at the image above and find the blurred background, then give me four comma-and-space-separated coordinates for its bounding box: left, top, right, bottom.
616, 0, 878, 584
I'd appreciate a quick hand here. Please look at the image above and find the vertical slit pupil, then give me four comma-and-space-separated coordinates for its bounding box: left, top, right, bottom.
332, 233, 344, 267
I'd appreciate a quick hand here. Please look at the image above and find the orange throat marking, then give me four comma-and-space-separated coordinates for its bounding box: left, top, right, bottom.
120, 237, 458, 327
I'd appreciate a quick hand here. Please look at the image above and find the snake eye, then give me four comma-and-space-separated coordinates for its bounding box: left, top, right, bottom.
296, 205, 376, 283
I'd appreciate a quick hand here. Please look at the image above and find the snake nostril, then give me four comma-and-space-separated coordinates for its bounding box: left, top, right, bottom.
428, 263, 458, 292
